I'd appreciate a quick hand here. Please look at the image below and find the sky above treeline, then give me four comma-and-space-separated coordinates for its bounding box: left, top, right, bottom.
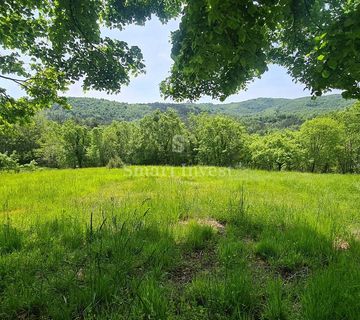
2, 17, 340, 103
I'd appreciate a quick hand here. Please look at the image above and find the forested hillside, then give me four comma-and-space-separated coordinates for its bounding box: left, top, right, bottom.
2, 101, 360, 174
45, 95, 354, 132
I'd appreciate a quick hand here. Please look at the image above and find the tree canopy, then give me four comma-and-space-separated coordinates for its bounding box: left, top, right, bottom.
0, 0, 181, 126
1, 0, 359, 126
161, 0, 360, 101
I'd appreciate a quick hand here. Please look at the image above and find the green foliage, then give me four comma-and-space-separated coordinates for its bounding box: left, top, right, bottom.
134, 109, 192, 165
0, 151, 19, 172
161, 0, 270, 101
102, 121, 137, 164
46, 97, 154, 124
1, 101, 360, 173
272, 1, 360, 100
87, 127, 105, 167
0, 0, 181, 125
0, 68, 70, 127
192, 114, 249, 166
250, 131, 302, 171
335, 102, 360, 173
2, 1, 359, 126
36, 121, 65, 168
44, 95, 354, 127
299, 117, 345, 172
162, 0, 360, 101
106, 155, 124, 169
0, 151, 38, 172
20, 160, 38, 172
0, 117, 43, 164
62, 120, 90, 168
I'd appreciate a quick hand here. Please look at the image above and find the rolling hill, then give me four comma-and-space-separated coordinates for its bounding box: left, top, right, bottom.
44, 94, 356, 132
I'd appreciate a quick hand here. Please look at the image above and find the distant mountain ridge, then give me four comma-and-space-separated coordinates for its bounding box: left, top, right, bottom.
45, 95, 355, 130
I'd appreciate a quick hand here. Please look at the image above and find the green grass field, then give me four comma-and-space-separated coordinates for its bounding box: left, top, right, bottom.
1, 167, 360, 319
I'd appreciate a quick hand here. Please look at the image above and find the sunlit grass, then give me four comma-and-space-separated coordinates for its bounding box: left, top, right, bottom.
0, 166, 359, 319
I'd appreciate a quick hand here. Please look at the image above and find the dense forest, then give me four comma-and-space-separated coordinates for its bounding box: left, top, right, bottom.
1, 99, 360, 174
45, 95, 354, 133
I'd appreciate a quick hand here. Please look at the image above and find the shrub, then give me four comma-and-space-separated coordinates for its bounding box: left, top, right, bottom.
106, 156, 124, 169
0, 152, 20, 172
20, 160, 38, 172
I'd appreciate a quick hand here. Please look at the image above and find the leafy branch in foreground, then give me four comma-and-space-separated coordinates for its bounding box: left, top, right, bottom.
1, 1, 359, 126
0, 0, 181, 126
161, 0, 360, 101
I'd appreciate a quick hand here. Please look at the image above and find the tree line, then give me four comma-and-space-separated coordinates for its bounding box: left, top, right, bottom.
1, 102, 360, 173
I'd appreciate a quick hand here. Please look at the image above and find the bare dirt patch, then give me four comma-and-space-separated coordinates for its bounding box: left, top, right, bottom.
277, 265, 310, 282
333, 237, 350, 251
179, 218, 226, 234
168, 246, 218, 286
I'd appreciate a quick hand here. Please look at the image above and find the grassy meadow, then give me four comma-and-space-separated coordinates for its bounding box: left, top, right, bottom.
0, 166, 360, 319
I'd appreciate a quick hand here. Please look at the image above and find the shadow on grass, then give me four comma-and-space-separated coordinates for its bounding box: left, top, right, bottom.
0, 201, 359, 320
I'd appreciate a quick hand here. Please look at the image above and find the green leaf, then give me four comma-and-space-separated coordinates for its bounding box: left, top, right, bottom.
322, 70, 331, 79
327, 59, 338, 70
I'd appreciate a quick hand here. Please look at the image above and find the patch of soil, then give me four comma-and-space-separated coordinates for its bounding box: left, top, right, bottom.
277, 265, 310, 282
168, 246, 218, 286
333, 237, 350, 251
243, 236, 256, 245
168, 218, 224, 285
250, 254, 271, 276
16, 305, 44, 320
251, 254, 309, 283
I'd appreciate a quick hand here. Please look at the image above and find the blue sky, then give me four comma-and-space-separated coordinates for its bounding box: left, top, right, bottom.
2, 17, 338, 103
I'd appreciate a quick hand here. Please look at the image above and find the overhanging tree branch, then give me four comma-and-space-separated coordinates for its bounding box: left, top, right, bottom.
0, 74, 28, 86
